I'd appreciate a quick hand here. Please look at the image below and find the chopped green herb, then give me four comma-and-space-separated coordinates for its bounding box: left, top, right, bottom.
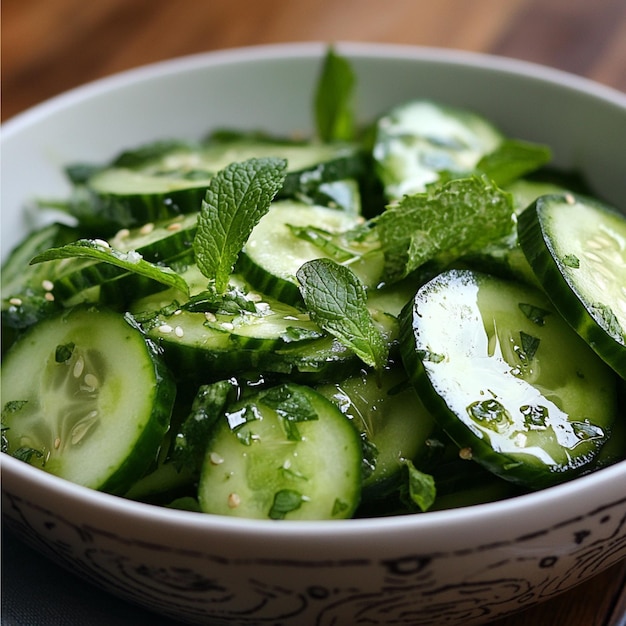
174, 380, 240, 471
562, 254, 580, 268
287, 224, 355, 262
55, 342, 75, 363
403, 459, 436, 512
184, 285, 257, 315
268, 489, 305, 520
519, 331, 541, 361
14, 447, 45, 464
591, 302, 624, 342
262, 384, 318, 441
518, 302, 551, 326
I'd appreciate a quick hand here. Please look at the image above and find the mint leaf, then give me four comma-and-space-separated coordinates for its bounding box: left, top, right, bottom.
194, 157, 287, 292
519, 331, 540, 361
404, 459, 436, 512
314, 47, 356, 142
261, 384, 318, 441
30, 239, 189, 295
375, 176, 514, 283
296, 258, 388, 370
476, 139, 552, 187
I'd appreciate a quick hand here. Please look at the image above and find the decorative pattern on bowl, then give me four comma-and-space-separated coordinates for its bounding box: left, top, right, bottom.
4, 486, 625, 625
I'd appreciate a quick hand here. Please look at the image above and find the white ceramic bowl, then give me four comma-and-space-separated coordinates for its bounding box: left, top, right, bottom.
2, 43, 625, 626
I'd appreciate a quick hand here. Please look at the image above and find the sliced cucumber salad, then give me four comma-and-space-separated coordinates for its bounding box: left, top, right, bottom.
2, 48, 624, 521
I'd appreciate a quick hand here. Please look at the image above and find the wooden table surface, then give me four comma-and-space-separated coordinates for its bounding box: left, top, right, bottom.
2, 1, 625, 625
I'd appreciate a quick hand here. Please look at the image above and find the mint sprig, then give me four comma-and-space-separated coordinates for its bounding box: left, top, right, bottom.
30, 239, 189, 295
193, 157, 287, 292
375, 176, 514, 283
296, 258, 388, 370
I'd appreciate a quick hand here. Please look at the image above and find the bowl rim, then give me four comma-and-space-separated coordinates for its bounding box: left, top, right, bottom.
2, 41, 624, 135
2, 41, 625, 539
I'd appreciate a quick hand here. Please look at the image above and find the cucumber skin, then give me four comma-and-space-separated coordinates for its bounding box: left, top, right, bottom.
102, 312, 177, 495
517, 194, 626, 378
67, 186, 206, 234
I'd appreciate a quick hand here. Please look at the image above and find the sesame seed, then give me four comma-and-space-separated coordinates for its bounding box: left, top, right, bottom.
139, 223, 155, 235
41, 279, 54, 291
204, 312, 217, 322
9, 297, 22, 306
54, 437, 61, 450
115, 228, 131, 240
125, 250, 142, 264
44, 292, 55, 302
459, 447, 473, 460
174, 325, 184, 338
227, 493, 241, 508
209, 452, 224, 465
167, 222, 182, 232
565, 193, 576, 205
158, 324, 173, 334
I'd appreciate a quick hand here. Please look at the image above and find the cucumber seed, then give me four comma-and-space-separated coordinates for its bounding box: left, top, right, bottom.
41, 279, 54, 292
209, 452, 224, 465
73, 356, 85, 378
83, 373, 100, 390
70, 410, 99, 445
140, 222, 155, 235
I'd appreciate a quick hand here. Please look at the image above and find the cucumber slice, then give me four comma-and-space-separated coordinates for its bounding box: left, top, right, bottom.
317, 365, 436, 496
2, 223, 80, 334
517, 193, 626, 377
67, 139, 365, 229
130, 266, 357, 383
1, 306, 175, 494
399, 269, 618, 489
373, 99, 503, 200
238, 200, 383, 305
1, 222, 79, 301
197, 383, 362, 520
